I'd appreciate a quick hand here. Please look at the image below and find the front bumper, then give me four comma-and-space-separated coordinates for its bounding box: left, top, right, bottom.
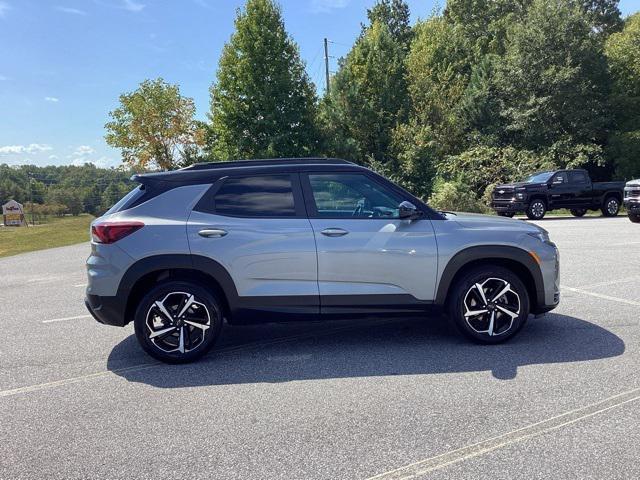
491, 201, 527, 213
85, 293, 127, 327
624, 199, 640, 214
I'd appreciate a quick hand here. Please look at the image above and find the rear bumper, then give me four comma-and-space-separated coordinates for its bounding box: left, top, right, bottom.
491, 201, 527, 213
85, 293, 127, 327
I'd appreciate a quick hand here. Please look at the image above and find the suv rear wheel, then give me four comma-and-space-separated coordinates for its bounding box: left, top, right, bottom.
526, 200, 546, 220
449, 266, 530, 344
602, 196, 620, 217
629, 213, 640, 223
133, 281, 223, 363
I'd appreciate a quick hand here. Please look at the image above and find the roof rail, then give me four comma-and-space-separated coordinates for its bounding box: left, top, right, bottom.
180, 157, 354, 171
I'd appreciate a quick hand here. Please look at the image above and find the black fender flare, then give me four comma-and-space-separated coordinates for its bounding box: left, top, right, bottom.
435, 245, 545, 308
118, 253, 240, 313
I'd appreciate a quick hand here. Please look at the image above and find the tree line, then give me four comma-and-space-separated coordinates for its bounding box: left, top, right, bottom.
0, 163, 133, 218
104, 0, 639, 211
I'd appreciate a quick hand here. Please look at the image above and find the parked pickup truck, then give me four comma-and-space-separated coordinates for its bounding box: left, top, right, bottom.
624, 179, 640, 223
491, 169, 625, 220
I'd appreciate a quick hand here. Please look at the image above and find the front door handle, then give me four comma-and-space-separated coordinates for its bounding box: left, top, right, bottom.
321, 228, 349, 237
198, 229, 228, 238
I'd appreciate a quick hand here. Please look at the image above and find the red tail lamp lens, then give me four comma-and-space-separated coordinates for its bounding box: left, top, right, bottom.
91, 221, 144, 244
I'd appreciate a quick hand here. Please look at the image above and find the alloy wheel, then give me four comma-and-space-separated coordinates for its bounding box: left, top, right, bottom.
607, 198, 619, 216
463, 278, 521, 337
530, 201, 545, 219
146, 291, 212, 354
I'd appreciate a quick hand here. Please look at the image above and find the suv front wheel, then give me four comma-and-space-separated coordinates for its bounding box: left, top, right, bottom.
134, 280, 223, 363
526, 200, 546, 220
449, 266, 530, 344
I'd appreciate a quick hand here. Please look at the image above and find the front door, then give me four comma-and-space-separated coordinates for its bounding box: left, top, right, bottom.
187, 173, 319, 320
301, 172, 438, 314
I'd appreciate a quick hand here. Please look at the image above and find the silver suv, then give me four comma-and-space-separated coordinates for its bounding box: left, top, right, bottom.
85, 158, 560, 363
624, 179, 640, 223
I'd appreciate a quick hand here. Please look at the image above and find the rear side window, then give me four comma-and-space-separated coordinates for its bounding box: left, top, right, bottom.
552, 172, 568, 184
104, 186, 145, 215
569, 171, 588, 184
213, 175, 296, 217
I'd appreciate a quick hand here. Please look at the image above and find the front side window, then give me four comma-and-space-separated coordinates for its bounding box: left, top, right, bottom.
214, 175, 296, 217
552, 172, 568, 184
308, 173, 402, 218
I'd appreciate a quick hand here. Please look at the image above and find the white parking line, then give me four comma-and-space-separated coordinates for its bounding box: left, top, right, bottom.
73, 283, 87, 288
42, 314, 92, 324
366, 388, 640, 480
562, 285, 640, 307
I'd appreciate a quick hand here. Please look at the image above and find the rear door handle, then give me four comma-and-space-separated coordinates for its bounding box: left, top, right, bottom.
321, 228, 349, 237
198, 229, 228, 238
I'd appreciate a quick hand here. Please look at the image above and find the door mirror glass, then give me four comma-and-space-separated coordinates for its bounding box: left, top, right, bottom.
398, 201, 420, 219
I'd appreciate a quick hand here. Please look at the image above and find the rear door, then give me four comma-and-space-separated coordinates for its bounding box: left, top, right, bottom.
187, 173, 319, 317
301, 171, 438, 314
567, 170, 593, 207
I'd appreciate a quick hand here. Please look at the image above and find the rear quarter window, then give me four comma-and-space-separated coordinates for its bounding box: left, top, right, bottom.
213, 175, 296, 217
104, 186, 145, 215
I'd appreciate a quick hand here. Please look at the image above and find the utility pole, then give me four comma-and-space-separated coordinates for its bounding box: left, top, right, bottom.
324, 37, 330, 94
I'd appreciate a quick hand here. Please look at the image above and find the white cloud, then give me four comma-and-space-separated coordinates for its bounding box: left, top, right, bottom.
55, 6, 87, 15
44, 96, 60, 103
0, 144, 53, 155
122, 0, 144, 12
49, 154, 59, 160
71, 145, 95, 157
0, 2, 10, 18
0, 74, 7, 81
71, 156, 115, 168
310, 0, 350, 14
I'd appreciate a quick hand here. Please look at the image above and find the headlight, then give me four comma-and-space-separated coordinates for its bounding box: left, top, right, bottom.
515, 192, 526, 200
527, 230, 552, 245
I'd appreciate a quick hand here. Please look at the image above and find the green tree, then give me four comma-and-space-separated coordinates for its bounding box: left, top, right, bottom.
209, 0, 318, 160
494, 0, 611, 167
322, 20, 408, 166
366, 0, 413, 50
105, 78, 201, 171
605, 13, 640, 178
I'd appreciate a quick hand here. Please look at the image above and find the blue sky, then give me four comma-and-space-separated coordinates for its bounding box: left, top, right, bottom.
1, 0, 639, 169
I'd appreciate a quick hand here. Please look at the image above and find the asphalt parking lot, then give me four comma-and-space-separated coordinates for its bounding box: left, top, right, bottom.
1, 215, 638, 479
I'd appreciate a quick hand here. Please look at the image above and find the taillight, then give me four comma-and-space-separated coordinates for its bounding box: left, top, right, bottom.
91, 221, 144, 244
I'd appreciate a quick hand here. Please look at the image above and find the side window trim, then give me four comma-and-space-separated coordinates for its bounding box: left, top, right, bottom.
193, 173, 306, 218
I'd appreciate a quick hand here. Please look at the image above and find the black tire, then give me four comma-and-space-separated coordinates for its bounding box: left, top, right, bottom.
570, 208, 587, 217
448, 266, 530, 344
601, 196, 620, 217
526, 199, 546, 220
498, 212, 515, 218
134, 280, 223, 363
629, 213, 640, 223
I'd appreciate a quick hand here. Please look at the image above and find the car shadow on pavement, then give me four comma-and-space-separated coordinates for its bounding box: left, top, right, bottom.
107, 313, 625, 386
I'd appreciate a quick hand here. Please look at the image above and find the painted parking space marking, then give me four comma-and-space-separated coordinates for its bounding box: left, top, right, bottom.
366, 388, 640, 480
42, 314, 92, 324
562, 285, 640, 307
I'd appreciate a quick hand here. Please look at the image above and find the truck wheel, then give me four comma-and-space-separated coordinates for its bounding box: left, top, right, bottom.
448, 266, 530, 344
570, 208, 587, 217
629, 214, 640, 223
601, 197, 620, 217
498, 212, 515, 218
526, 200, 546, 220
133, 280, 223, 364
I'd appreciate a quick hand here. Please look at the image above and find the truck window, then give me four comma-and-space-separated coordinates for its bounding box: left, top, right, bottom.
569, 171, 588, 184
551, 172, 568, 184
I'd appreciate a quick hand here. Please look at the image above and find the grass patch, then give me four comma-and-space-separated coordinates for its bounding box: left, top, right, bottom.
0, 215, 93, 258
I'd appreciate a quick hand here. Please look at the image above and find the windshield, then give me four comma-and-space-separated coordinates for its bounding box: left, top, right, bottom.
524, 172, 554, 183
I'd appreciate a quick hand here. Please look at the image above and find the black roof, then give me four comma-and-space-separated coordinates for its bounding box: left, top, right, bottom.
132, 158, 361, 185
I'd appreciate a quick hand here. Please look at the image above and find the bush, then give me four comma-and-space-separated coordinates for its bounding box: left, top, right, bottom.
427, 176, 488, 213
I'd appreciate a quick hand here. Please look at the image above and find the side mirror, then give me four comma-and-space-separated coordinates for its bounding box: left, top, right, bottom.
399, 201, 420, 220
